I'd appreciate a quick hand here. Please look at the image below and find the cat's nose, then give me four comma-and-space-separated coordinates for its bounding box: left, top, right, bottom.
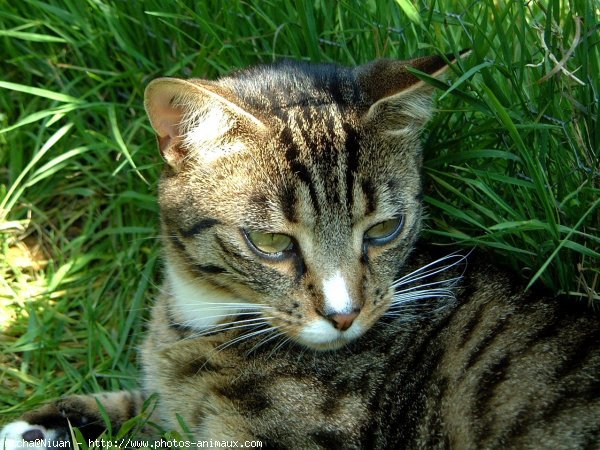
327, 311, 359, 331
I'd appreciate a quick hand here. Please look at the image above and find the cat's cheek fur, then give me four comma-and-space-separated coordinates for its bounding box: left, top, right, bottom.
166, 263, 249, 329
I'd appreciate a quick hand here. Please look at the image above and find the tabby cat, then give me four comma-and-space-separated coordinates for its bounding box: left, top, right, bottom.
1, 55, 599, 450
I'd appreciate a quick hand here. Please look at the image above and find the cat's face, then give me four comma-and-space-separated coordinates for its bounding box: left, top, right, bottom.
145, 57, 451, 350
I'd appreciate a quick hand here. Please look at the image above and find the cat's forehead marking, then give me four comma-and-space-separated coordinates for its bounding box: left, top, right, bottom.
212, 61, 386, 227
269, 106, 365, 225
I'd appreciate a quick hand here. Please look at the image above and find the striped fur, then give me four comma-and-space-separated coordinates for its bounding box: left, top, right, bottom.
2, 57, 598, 449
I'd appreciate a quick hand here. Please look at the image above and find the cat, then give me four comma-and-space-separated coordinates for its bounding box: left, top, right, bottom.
1, 55, 599, 450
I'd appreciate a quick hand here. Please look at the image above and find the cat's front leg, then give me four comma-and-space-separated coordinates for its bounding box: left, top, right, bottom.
0, 391, 145, 450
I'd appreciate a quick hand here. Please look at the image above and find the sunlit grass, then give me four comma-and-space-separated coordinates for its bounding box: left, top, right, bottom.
0, 0, 598, 424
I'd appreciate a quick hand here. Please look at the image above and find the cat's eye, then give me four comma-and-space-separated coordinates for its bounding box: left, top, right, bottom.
245, 231, 294, 257
364, 217, 404, 245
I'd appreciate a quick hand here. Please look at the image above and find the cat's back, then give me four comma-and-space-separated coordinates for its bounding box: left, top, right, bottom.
367, 252, 600, 449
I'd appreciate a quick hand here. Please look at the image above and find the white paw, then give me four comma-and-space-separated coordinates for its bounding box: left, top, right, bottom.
0, 421, 60, 450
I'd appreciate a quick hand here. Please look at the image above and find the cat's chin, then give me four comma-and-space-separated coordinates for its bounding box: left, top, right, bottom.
300, 338, 355, 351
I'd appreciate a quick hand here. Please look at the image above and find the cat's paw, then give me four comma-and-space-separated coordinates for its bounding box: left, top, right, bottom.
1, 395, 109, 450
0, 421, 62, 450
1, 391, 145, 450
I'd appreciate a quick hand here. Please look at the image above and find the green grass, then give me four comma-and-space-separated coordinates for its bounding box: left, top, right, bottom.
0, 0, 598, 421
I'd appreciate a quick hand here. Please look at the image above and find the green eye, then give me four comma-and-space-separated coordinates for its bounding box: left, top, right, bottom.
246, 231, 293, 255
364, 217, 404, 244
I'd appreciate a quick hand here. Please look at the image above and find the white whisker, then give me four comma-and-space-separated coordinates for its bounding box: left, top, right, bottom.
269, 336, 292, 359
215, 326, 275, 352
174, 302, 273, 309
174, 312, 267, 323
390, 291, 455, 308
394, 288, 456, 300
383, 253, 468, 322
196, 325, 276, 371
246, 328, 284, 356
179, 317, 274, 341
393, 276, 462, 295
176, 315, 271, 329
394, 253, 460, 280
392, 253, 466, 288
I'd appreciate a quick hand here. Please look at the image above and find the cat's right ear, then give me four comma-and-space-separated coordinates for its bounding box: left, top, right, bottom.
144, 78, 265, 167
356, 51, 469, 134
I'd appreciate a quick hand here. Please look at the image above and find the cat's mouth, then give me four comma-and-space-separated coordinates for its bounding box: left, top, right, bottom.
295, 316, 366, 350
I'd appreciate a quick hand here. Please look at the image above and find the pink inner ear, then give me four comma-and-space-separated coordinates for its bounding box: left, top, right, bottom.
154, 112, 183, 157
153, 106, 182, 138
157, 134, 173, 154
147, 90, 186, 156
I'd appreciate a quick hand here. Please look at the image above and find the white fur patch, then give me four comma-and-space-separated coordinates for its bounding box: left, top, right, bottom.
183, 106, 248, 163
0, 421, 59, 450
299, 318, 363, 348
166, 264, 252, 330
322, 270, 352, 314
299, 319, 342, 345
183, 105, 231, 145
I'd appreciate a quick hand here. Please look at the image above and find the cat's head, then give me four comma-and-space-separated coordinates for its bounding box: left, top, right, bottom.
145, 55, 456, 350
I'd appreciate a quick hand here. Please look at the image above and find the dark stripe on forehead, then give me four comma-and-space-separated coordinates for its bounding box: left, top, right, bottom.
279, 183, 298, 223
181, 218, 221, 238
282, 127, 321, 215
315, 113, 341, 206
284, 136, 298, 161
296, 106, 314, 147
387, 179, 400, 194
344, 123, 360, 212
361, 179, 377, 216
291, 160, 321, 215
250, 191, 268, 204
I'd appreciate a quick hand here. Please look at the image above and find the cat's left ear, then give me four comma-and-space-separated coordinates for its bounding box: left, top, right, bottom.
144, 77, 265, 167
356, 50, 469, 132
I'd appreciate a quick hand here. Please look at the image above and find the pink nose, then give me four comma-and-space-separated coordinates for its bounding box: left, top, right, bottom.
328, 311, 359, 331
